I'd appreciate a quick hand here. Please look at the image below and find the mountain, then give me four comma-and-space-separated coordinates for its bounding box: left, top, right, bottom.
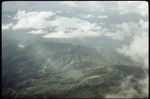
2, 32, 146, 98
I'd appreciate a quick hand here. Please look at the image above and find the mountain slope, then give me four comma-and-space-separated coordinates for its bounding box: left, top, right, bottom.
2, 35, 146, 98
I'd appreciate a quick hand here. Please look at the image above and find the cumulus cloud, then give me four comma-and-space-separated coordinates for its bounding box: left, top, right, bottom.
117, 19, 148, 69
12, 11, 55, 30
114, 22, 140, 40
2, 1, 148, 40
43, 27, 101, 38
118, 33, 148, 68
42, 16, 101, 38
115, 18, 149, 98
118, 1, 148, 16
2, 23, 13, 30
3, 10, 103, 38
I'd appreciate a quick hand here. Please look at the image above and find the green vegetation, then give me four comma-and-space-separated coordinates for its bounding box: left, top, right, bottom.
2, 34, 146, 98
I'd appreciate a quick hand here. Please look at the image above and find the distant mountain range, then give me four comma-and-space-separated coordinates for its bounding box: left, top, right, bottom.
2, 32, 146, 98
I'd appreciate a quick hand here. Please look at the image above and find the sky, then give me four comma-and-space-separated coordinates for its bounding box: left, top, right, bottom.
2, 1, 149, 98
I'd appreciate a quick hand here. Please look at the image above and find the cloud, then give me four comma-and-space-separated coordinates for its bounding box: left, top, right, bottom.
2, 2, 149, 98
113, 22, 139, 40
137, 2, 148, 16
79, 14, 94, 19
139, 19, 148, 30
105, 75, 145, 98
2, 23, 13, 30
118, 33, 148, 68
116, 22, 130, 33
78, 1, 104, 12
76, 1, 147, 16
86, 1, 100, 11
12, 11, 56, 30
117, 19, 148, 69
17, 44, 25, 48
29, 29, 47, 34
3, 10, 103, 38
98, 15, 108, 19
42, 16, 101, 38
43, 28, 101, 39
118, 1, 148, 16
43, 31, 71, 38
138, 76, 149, 97
115, 18, 148, 98
105, 75, 149, 98
60, 1, 77, 7
2, 1, 148, 40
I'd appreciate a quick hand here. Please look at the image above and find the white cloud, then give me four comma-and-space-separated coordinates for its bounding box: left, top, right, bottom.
98, 15, 108, 19
43, 31, 71, 38
2, 2, 149, 98
12, 11, 55, 30
117, 19, 148, 69
43, 29, 101, 39
118, 33, 148, 68
3, 10, 103, 38
60, 1, 77, 7
116, 22, 130, 33
104, 31, 123, 40
79, 14, 94, 19
18, 44, 25, 48
77, 1, 104, 12
139, 19, 148, 30
86, 1, 100, 10
50, 16, 81, 30
29, 29, 47, 34
105, 76, 138, 98
42, 16, 101, 38
2, 23, 13, 30
118, 1, 148, 16
138, 76, 149, 98
115, 19, 149, 98
77, 1, 147, 15
105, 74, 149, 98
3, 6, 148, 41
85, 14, 93, 18
136, 1, 148, 16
